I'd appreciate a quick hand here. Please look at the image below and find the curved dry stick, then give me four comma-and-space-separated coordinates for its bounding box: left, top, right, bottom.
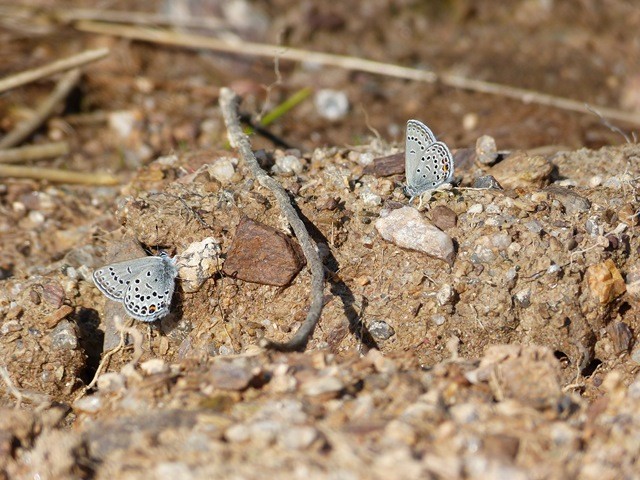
219, 87, 325, 352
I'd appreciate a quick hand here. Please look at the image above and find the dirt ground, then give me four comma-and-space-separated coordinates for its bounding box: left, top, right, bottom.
1, 1, 640, 479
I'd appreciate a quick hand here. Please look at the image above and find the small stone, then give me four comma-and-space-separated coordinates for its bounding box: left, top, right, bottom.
208, 360, 254, 390
363, 153, 404, 177
525, 220, 543, 234
108, 110, 138, 138
43, 305, 74, 329
468, 203, 484, 214
430, 205, 457, 230
472, 244, 496, 263
274, 154, 303, 175
489, 152, 553, 189
140, 359, 169, 375
73, 394, 103, 414
369, 320, 395, 340
475, 135, 498, 165
225, 423, 251, 443
97, 372, 126, 393
545, 186, 591, 215
607, 322, 633, 354
626, 263, 640, 298
302, 376, 344, 398
618, 204, 638, 226
514, 288, 531, 308
432, 315, 446, 326
223, 217, 306, 286
585, 216, 604, 236
360, 189, 382, 206
375, 207, 455, 265
0, 320, 21, 334
631, 346, 640, 365
436, 284, 456, 306
176, 237, 221, 293
278, 426, 320, 450
586, 259, 626, 304
49, 319, 78, 350
314, 89, 349, 121
42, 281, 66, 308
4, 306, 23, 322
472, 175, 503, 189
383, 420, 417, 446
208, 158, 236, 183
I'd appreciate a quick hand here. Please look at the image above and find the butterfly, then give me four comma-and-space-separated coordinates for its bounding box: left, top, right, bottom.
404, 119, 454, 199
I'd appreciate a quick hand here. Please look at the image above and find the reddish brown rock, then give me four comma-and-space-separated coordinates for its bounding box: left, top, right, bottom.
363, 152, 404, 177
430, 205, 458, 230
223, 217, 306, 286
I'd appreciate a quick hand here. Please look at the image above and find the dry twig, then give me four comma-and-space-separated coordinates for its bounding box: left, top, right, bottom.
76, 21, 640, 127
219, 87, 325, 351
0, 141, 69, 164
0, 164, 118, 185
0, 47, 108, 94
0, 68, 81, 149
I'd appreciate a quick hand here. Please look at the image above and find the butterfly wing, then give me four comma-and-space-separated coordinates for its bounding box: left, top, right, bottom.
405, 119, 454, 197
122, 256, 177, 322
405, 120, 437, 191
93, 256, 160, 301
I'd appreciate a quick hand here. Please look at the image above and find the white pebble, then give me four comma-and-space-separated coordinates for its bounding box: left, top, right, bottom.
175, 237, 221, 293
140, 358, 169, 375
468, 203, 484, 214
208, 158, 236, 183
375, 207, 455, 265
275, 154, 303, 174
314, 89, 349, 121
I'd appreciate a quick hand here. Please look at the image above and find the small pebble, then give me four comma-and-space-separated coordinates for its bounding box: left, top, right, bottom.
586, 259, 626, 304
432, 314, 446, 326
140, 358, 169, 375
176, 237, 221, 293
73, 394, 103, 414
49, 320, 78, 350
278, 426, 320, 450
208, 158, 236, 183
360, 190, 382, 207
514, 288, 531, 308
525, 220, 544, 234
375, 207, 455, 265
369, 320, 395, 340
489, 152, 553, 189
545, 186, 591, 215
468, 203, 484, 214
436, 284, 456, 306
302, 376, 344, 398
472, 175, 503, 189
274, 154, 303, 175
208, 360, 254, 390
314, 89, 349, 121
585, 216, 603, 236
607, 322, 633, 354
430, 205, 457, 230
475, 135, 498, 165
97, 372, 126, 393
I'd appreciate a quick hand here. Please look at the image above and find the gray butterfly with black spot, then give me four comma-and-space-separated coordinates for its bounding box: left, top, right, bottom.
92, 252, 178, 322
404, 119, 454, 198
